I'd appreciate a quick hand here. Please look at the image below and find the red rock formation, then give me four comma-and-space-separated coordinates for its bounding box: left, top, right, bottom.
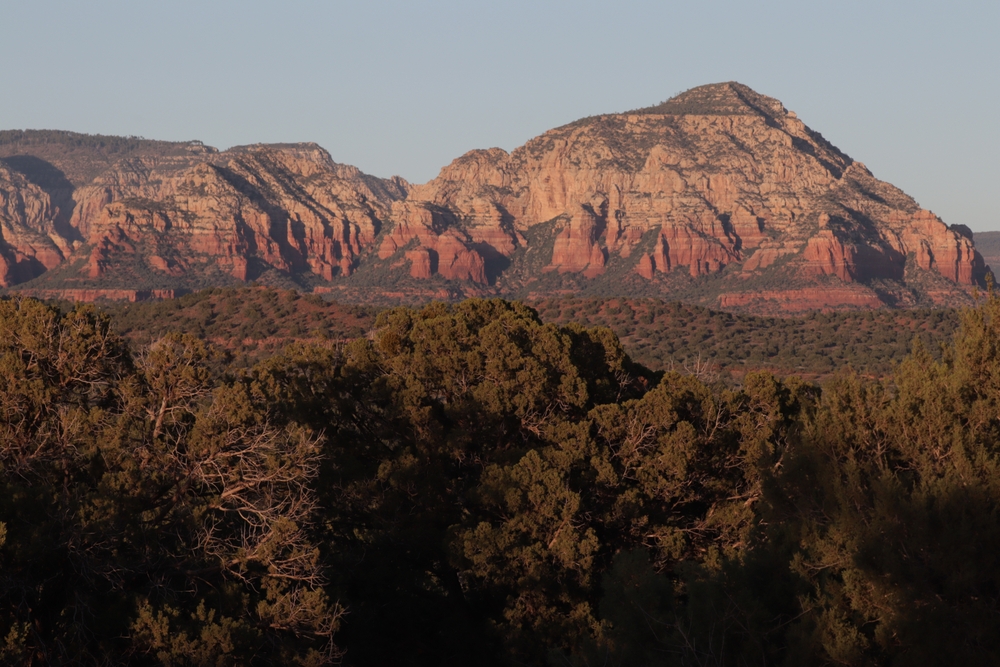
549, 205, 607, 277
434, 233, 487, 283
651, 235, 670, 273
23, 143, 409, 286
802, 230, 856, 282
635, 254, 655, 279
378, 201, 493, 284
0, 165, 67, 286
390, 82, 986, 307
897, 209, 983, 283
0, 88, 988, 311
662, 223, 736, 276
405, 248, 434, 279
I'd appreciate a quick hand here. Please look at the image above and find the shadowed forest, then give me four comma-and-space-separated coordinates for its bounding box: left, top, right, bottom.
2, 293, 1000, 665
94, 288, 961, 381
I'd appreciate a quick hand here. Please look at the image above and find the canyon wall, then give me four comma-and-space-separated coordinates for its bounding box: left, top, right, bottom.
384, 83, 985, 305
0, 84, 988, 312
0, 135, 407, 288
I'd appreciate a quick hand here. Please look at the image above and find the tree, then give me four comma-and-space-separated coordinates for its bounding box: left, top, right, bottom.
0, 300, 336, 665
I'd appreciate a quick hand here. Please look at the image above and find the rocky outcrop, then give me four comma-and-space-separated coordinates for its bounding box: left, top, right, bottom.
548, 205, 607, 277
379, 201, 489, 283
0, 87, 989, 311
386, 82, 986, 307
0, 165, 68, 286
802, 229, 856, 282
899, 209, 982, 283
0, 134, 408, 290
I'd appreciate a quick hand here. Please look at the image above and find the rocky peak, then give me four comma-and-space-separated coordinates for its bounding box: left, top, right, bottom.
0, 84, 988, 312
372, 82, 987, 309
636, 81, 788, 117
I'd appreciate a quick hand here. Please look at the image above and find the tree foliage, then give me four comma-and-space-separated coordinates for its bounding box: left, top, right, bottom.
0, 299, 335, 666
3, 293, 1000, 665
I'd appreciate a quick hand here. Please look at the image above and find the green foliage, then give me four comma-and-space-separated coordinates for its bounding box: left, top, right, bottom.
100, 287, 375, 366
0, 299, 336, 665
87, 289, 963, 383
534, 297, 960, 380
241, 298, 803, 664
4, 290, 1000, 665
758, 293, 1000, 664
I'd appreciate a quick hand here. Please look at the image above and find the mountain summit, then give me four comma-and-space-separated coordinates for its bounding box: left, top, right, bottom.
0, 85, 987, 311
637, 81, 791, 117
380, 82, 985, 309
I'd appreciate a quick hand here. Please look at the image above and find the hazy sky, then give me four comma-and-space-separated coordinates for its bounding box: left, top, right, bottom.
3, 0, 997, 230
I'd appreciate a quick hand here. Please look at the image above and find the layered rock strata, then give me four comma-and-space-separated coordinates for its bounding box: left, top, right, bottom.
0, 165, 68, 286
386, 83, 985, 302
0, 134, 407, 288
0, 84, 989, 311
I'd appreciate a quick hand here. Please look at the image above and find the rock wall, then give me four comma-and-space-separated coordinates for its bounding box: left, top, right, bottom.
0, 86, 988, 311
1, 139, 408, 289
387, 83, 986, 301
0, 166, 68, 286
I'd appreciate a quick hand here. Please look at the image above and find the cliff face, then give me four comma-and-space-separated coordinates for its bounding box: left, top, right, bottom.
73, 145, 406, 283
0, 165, 68, 286
0, 133, 407, 288
385, 83, 986, 308
0, 85, 988, 312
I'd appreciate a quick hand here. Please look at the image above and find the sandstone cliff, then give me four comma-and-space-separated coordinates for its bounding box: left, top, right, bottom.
0, 85, 989, 312
383, 82, 986, 309
0, 132, 407, 289
0, 164, 68, 285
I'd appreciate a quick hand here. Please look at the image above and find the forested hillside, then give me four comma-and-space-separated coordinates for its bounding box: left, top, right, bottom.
2, 294, 1000, 664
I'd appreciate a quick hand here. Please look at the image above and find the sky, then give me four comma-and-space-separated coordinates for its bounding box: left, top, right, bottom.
2, 0, 998, 230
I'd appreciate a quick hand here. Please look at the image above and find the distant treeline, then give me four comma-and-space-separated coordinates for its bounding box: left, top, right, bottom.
0, 129, 170, 151
2, 293, 1000, 665
95, 287, 962, 379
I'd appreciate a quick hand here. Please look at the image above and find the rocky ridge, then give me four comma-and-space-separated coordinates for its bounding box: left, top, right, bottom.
0, 85, 989, 312
387, 83, 987, 310
0, 132, 408, 290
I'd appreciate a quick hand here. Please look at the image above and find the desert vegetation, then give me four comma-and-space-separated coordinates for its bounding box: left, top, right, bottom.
95, 287, 960, 380
534, 297, 960, 379
1, 292, 998, 665
101, 287, 377, 366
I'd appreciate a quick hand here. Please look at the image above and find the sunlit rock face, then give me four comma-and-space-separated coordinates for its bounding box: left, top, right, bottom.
388, 82, 986, 306
0, 84, 988, 311
0, 133, 408, 287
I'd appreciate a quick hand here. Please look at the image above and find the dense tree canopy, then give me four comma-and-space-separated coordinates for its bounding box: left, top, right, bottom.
94, 287, 963, 380
0, 299, 335, 665
2, 294, 1000, 665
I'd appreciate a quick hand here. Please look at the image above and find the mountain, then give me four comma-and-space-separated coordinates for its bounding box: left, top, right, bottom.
0, 84, 988, 311
385, 82, 987, 310
0, 131, 408, 291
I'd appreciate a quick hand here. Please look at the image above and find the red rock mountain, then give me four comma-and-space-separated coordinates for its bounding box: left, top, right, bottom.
0, 84, 988, 312
0, 133, 408, 289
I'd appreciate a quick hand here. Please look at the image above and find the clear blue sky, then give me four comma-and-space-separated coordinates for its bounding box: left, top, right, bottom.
3, 0, 997, 230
